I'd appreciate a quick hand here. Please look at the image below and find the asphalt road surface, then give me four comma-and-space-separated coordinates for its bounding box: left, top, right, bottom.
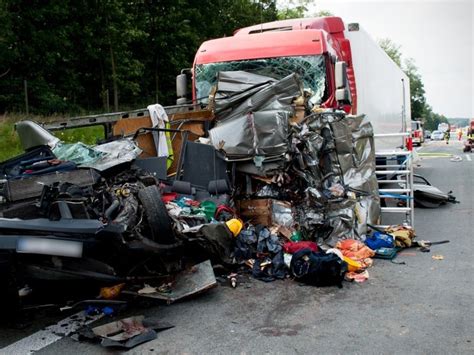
1, 139, 473, 354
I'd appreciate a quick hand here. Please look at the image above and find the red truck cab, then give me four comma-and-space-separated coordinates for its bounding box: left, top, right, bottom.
188, 17, 355, 113
178, 16, 411, 151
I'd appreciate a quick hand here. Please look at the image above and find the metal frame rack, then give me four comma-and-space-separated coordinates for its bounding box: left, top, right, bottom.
374, 132, 415, 229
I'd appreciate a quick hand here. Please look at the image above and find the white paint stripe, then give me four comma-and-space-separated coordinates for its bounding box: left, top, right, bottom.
465, 155, 472, 161
0, 311, 103, 354
0, 329, 61, 355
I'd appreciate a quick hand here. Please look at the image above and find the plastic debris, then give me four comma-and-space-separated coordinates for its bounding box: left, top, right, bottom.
91, 315, 174, 349
99, 283, 125, 300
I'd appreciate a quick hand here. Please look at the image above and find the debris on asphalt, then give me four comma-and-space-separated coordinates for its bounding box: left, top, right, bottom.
227, 273, 238, 288
410, 174, 459, 208
432, 255, 444, 260
124, 260, 217, 303
60, 300, 127, 312
0, 70, 454, 337
413, 239, 450, 253
99, 283, 126, 300
90, 315, 174, 349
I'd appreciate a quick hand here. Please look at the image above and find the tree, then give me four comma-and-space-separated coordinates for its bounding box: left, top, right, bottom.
423, 105, 448, 131
277, 0, 310, 19
0, 0, 279, 114
314, 10, 334, 17
404, 58, 426, 120
277, 0, 333, 19
0, 0, 17, 111
378, 38, 402, 67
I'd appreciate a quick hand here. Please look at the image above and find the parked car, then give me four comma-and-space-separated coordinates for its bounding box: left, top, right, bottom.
431, 130, 444, 140
424, 130, 431, 140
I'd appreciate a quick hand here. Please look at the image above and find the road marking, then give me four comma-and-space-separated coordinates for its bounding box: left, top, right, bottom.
418, 152, 452, 157
0, 311, 103, 354
466, 155, 472, 161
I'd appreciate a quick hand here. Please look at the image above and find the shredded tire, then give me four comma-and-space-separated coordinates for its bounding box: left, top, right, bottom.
137, 185, 175, 244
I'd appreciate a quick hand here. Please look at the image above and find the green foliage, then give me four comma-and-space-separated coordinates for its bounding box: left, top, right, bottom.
0, 0, 278, 114
378, 38, 402, 67
404, 58, 427, 120
423, 105, 448, 131
0, 114, 105, 162
0, 118, 22, 161
277, 0, 309, 19
314, 10, 334, 17
54, 126, 105, 145
276, 0, 333, 19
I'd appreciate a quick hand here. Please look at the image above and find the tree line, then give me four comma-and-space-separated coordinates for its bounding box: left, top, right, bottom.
0, 0, 445, 131
0, 0, 279, 115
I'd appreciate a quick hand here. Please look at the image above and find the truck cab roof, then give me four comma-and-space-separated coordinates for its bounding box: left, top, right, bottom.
234, 17, 345, 36
194, 29, 328, 65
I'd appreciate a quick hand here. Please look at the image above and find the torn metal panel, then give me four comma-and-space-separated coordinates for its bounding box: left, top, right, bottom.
209, 73, 302, 161
91, 315, 173, 349
214, 72, 303, 123
2, 168, 100, 202
209, 111, 290, 159
344, 115, 380, 236
323, 200, 356, 246
286, 110, 379, 245
411, 175, 458, 208
15, 121, 60, 150
208, 115, 254, 157
127, 260, 217, 303
214, 70, 276, 95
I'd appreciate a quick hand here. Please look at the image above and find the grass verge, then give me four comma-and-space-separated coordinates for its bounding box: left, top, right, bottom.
0, 114, 104, 162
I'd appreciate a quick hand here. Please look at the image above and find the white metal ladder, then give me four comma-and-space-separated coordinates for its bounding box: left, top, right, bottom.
373, 132, 414, 229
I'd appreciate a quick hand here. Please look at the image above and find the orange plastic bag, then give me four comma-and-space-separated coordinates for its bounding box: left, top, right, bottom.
336, 239, 375, 260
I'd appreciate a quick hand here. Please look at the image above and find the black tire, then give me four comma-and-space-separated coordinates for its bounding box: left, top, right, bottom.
137, 186, 176, 244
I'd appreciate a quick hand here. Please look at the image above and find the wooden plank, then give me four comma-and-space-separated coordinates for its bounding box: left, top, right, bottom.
169, 109, 214, 121
112, 116, 157, 157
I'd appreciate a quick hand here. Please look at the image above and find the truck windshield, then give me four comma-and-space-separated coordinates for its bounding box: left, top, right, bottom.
195, 55, 327, 104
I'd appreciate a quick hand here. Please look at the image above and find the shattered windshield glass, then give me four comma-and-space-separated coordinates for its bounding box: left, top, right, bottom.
195, 55, 327, 105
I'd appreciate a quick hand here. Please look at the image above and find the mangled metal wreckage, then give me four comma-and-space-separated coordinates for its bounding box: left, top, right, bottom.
208, 71, 380, 246
0, 72, 380, 310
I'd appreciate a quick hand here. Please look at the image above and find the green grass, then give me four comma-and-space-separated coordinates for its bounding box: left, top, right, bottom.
0, 118, 23, 162
0, 114, 104, 162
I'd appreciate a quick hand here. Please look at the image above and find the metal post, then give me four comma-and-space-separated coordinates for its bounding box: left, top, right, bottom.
24, 79, 29, 115
106, 89, 110, 113
401, 78, 406, 148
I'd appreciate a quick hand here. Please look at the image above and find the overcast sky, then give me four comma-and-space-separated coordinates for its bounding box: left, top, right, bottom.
307, 0, 473, 118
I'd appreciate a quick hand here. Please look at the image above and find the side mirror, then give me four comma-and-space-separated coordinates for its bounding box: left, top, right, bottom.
176, 73, 188, 100
335, 61, 347, 89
